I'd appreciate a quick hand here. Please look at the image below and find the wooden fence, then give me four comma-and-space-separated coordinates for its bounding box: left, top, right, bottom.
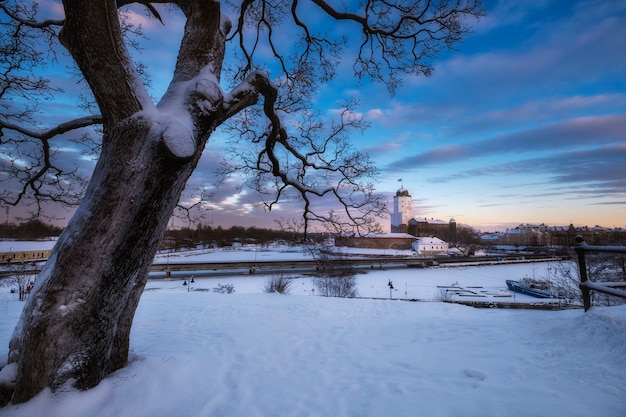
574, 235, 626, 311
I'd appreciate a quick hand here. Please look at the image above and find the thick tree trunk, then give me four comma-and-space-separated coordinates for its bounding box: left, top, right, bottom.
8, 115, 197, 403
2, 0, 240, 405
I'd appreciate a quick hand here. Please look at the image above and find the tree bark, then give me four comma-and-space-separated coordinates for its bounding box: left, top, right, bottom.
8, 115, 197, 402
5, 0, 242, 404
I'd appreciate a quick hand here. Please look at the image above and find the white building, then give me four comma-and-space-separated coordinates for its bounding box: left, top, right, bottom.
411, 236, 449, 257
0, 239, 56, 263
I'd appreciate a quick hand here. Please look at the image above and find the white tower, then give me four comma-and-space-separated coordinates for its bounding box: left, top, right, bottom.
390, 187, 413, 233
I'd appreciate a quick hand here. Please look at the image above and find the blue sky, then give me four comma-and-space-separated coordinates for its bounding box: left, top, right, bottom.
5, 0, 626, 232
318, 0, 626, 231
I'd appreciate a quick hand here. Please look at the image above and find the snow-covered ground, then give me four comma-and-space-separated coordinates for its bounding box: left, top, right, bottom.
0, 247, 625, 417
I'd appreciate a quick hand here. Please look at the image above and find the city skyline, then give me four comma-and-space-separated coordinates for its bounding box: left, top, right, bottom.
2, 0, 625, 233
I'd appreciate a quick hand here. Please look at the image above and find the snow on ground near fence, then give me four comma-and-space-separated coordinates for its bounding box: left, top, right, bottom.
0, 248, 625, 416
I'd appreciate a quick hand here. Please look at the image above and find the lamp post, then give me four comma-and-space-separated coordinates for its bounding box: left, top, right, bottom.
253, 240, 258, 274
183, 275, 194, 292
388, 279, 394, 300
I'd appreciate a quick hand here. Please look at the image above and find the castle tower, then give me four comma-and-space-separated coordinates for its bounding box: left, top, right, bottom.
390, 187, 413, 233
449, 218, 457, 243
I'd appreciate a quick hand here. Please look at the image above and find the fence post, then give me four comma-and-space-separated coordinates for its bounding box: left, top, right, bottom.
574, 235, 591, 311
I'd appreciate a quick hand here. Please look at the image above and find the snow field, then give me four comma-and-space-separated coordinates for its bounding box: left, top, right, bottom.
0, 260, 624, 416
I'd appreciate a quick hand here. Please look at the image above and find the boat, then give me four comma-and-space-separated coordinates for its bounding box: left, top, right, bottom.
506, 278, 562, 299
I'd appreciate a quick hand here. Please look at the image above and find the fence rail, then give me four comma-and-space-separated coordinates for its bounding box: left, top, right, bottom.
574, 235, 626, 311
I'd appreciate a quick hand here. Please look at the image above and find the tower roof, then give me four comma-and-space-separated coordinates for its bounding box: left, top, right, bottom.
396, 187, 411, 197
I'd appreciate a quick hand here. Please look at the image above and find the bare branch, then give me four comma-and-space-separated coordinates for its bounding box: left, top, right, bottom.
216, 0, 483, 233
0, 115, 103, 140
0, 2, 64, 28
222, 69, 386, 235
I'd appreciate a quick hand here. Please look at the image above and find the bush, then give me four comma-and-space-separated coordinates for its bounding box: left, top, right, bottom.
435, 288, 454, 302
213, 283, 235, 294
312, 275, 358, 298
312, 249, 358, 298
263, 274, 293, 294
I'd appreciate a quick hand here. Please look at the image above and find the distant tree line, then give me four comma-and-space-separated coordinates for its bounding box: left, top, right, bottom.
0, 219, 322, 248
454, 225, 482, 246
1, 219, 481, 249
0, 220, 63, 240
162, 224, 318, 250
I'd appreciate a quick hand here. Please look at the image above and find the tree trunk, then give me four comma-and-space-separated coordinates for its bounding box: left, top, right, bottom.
8, 116, 197, 403
3, 0, 244, 405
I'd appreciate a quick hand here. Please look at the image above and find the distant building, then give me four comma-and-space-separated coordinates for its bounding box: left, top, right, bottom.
390, 186, 457, 242
0, 239, 56, 263
408, 217, 457, 242
411, 236, 449, 257
334, 233, 417, 251
480, 223, 626, 247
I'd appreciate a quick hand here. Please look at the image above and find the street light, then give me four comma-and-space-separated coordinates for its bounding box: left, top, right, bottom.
183, 276, 195, 292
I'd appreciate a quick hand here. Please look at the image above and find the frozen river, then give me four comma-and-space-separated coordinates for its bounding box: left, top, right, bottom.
149, 246, 578, 305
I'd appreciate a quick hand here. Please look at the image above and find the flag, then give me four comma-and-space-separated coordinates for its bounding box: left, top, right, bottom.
397, 178, 402, 182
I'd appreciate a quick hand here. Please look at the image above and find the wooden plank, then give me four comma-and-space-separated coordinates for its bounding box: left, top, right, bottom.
581, 281, 626, 299
600, 282, 626, 288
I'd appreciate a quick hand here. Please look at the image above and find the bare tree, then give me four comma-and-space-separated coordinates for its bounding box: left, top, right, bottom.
0, 0, 484, 404
274, 217, 306, 244
313, 274, 358, 298
4, 262, 36, 302
313, 250, 358, 297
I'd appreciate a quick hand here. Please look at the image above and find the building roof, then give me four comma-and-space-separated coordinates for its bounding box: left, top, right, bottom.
396, 187, 411, 197
340, 232, 416, 239
414, 236, 447, 245
411, 217, 448, 225
0, 239, 57, 252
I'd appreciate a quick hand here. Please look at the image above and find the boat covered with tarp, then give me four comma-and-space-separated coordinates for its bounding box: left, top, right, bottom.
506, 278, 564, 299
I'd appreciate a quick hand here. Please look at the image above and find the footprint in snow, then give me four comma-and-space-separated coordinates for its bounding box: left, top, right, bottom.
463, 369, 487, 381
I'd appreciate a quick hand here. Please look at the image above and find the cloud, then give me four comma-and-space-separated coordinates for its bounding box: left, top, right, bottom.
472, 0, 552, 34
588, 200, 626, 206
363, 141, 402, 154
387, 113, 626, 169
362, 131, 416, 154
423, 143, 626, 201
366, 108, 384, 120
399, 0, 626, 108
122, 3, 184, 32
454, 93, 626, 137
39, 0, 66, 20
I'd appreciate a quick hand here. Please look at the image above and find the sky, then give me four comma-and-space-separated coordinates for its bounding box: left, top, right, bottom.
2, 0, 626, 233
348, 0, 626, 232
